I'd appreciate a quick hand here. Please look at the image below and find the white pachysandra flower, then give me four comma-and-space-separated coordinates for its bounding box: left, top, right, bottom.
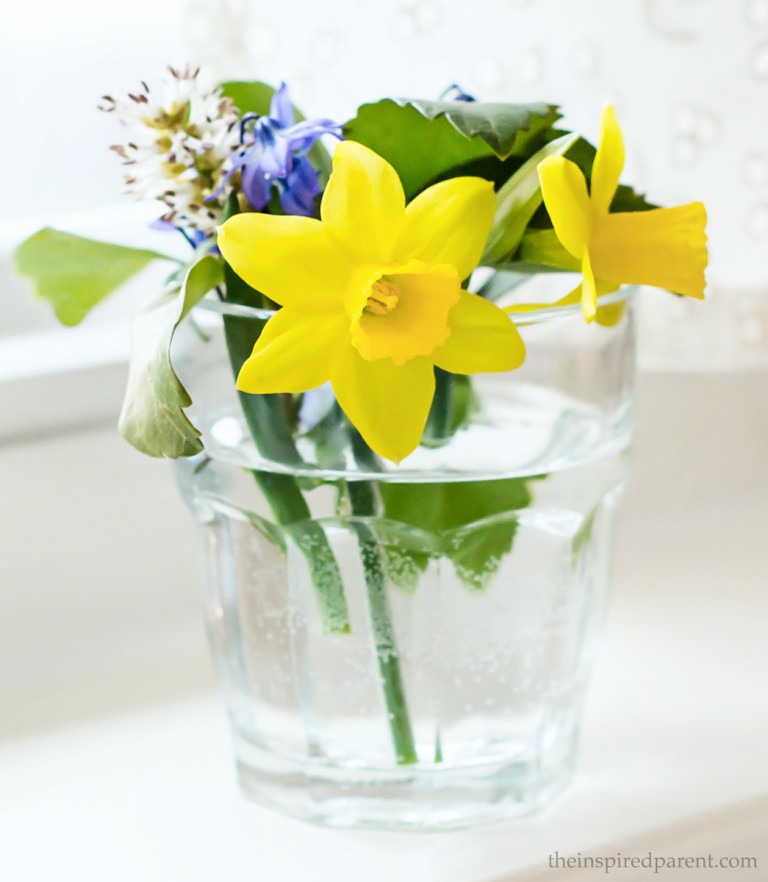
101, 67, 240, 233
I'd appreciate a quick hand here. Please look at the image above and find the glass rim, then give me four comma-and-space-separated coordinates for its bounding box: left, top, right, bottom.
193, 284, 637, 326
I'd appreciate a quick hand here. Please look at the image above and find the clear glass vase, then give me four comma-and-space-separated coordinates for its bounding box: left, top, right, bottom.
172, 281, 636, 830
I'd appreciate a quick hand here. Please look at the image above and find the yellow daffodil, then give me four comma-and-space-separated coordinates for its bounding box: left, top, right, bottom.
537, 105, 708, 322
217, 141, 525, 462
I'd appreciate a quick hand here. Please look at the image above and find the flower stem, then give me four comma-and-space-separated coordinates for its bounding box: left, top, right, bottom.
423, 367, 454, 445
219, 257, 350, 633
348, 479, 417, 765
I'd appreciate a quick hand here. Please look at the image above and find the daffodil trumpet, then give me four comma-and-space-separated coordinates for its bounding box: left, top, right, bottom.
218, 140, 526, 463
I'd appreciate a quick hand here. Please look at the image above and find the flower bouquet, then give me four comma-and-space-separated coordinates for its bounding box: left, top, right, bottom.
15, 68, 707, 830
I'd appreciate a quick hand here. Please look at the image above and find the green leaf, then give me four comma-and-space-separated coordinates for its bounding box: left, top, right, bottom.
482, 133, 579, 265
380, 477, 544, 590
571, 505, 598, 568
219, 80, 333, 189
245, 511, 287, 552
373, 520, 438, 594
401, 99, 562, 160
344, 99, 560, 200
219, 80, 276, 116
381, 478, 535, 533
14, 228, 175, 326
345, 100, 491, 200
382, 547, 430, 594
517, 229, 581, 271
118, 254, 223, 458
446, 515, 520, 592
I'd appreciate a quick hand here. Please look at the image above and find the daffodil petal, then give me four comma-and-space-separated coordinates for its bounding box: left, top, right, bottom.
593, 281, 625, 326
218, 214, 351, 311
433, 291, 525, 374
237, 308, 348, 394
595, 299, 627, 327
331, 349, 434, 462
396, 177, 496, 281
581, 249, 597, 323
591, 105, 625, 216
321, 141, 405, 263
549, 280, 624, 326
538, 156, 591, 258
503, 287, 582, 313
591, 203, 707, 298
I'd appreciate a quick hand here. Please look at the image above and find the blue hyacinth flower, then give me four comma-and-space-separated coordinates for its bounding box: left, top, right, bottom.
217, 82, 341, 217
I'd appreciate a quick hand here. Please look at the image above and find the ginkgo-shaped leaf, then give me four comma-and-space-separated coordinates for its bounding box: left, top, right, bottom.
119, 254, 223, 458
14, 228, 175, 326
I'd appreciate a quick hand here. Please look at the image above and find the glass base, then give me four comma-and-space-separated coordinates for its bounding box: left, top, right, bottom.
233, 732, 576, 831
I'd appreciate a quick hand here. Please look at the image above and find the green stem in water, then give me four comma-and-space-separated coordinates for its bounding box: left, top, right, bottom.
348, 479, 417, 766
218, 219, 349, 633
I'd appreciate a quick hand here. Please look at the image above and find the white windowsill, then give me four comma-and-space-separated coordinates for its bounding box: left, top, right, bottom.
0, 202, 189, 443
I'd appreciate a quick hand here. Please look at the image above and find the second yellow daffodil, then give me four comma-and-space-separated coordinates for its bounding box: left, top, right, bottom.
537, 105, 708, 322
217, 141, 525, 462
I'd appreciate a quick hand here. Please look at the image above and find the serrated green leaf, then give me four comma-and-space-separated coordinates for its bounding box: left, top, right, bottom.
446, 515, 520, 592
401, 99, 562, 161
344, 99, 560, 201
345, 99, 494, 199
373, 519, 442, 556
14, 228, 175, 326
380, 477, 544, 590
482, 133, 579, 265
372, 519, 438, 593
382, 547, 430, 594
380, 478, 535, 533
118, 254, 223, 458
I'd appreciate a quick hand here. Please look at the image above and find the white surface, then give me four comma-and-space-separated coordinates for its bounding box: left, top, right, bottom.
1, 371, 767, 880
